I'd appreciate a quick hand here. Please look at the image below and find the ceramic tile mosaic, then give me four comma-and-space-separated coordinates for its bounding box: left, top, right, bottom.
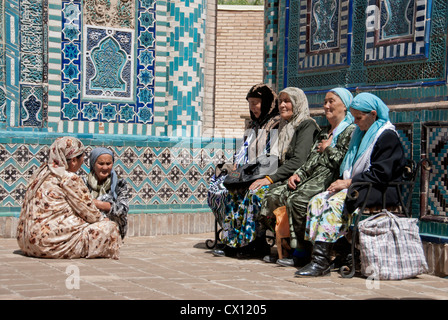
364, 0, 430, 63
60, 0, 156, 125
263, 0, 279, 88
0, 1, 5, 122
424, 125, 448, 217
0, 135, 236, 214
287, 0, 353, 72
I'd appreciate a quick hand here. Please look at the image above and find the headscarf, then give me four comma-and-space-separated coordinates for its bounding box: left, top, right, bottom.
245, 83, 279, 128
328, 88, 354, 147
234, 84, 281, 165
340, 92, 395, 178
88, 147, 118, 200
26, 136, 85, 199
277, 87, 316, 162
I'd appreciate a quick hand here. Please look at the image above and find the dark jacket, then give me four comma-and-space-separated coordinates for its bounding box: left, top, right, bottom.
344, 129, 407, 215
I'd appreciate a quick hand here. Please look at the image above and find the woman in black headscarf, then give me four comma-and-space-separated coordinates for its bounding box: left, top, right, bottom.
207, 83, 281, 240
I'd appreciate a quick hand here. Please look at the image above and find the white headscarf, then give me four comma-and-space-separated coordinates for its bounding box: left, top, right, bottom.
276, 87, 316, 162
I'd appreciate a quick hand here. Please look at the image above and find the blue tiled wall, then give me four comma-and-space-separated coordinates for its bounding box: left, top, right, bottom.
0, 0, 212, 220
273, 0, 448, 237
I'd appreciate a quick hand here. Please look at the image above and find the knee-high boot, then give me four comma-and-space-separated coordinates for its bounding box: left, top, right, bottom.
294, 241, 332, 277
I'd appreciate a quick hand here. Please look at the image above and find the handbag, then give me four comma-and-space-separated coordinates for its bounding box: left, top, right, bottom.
223, 154, 278, 191
273, 206, 291, 259
358, 210, 428, 280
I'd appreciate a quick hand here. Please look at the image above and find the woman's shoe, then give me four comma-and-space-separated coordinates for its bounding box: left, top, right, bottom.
263, 255, 278, 263
212, 249, 226, 257
276, 258, 295, 267
212, 246, 237, 257
294, 242, 332, 277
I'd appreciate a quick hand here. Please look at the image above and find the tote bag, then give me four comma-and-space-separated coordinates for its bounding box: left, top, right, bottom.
358, 210, 428, 280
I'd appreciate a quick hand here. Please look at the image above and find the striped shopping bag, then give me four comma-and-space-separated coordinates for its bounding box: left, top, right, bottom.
358, 210, 428, 280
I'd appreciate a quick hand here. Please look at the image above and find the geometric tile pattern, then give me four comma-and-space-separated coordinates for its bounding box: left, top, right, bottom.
264, 0, 279, 88
275, 0, 446, 95
60, 0, 156, 124
364, 0, 431, 63
19, 0, 48, 128
0, 137, 236, 213
2, 0, 206, 137
424, 125, 448, 217
288, 0, 353, 71
0, 2, 5, 122
165, 0, 205, 137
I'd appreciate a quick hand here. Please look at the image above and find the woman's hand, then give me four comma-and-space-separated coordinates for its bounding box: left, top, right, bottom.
249, 178, 271, 190
317, 136, 332, 153
93, 199, 112, 212
326, 179, 352, 193
287, 174, 301, 190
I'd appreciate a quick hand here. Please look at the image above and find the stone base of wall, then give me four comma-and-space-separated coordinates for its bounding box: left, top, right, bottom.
0, 216, 18, 239
423, 242, 448, 278
0, 211, 216, 239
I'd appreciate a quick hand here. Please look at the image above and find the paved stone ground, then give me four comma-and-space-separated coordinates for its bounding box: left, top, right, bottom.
1, 232, 447, 302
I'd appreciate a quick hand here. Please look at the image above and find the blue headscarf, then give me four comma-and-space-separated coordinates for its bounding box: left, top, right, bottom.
89, 147, 118, 200
339, 92, 390, 177
328, 88, 354, 147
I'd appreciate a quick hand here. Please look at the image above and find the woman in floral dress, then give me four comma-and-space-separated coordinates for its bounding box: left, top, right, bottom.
217, 87, 319, 258
296, 93, 406, 277
16, 137, 121, 259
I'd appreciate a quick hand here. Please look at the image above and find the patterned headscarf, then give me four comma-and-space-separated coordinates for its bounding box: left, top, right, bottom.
26, 136, 85, 198
88, 147, 118, 200
277, 87, 316, 162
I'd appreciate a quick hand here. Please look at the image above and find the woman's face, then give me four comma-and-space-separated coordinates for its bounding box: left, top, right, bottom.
94, 154, 114, 183
67, 154, 84, 173
324, 92, 346, 125
248, 97, 262, 119
350, 108, 377, 131
278, 93, 294, 121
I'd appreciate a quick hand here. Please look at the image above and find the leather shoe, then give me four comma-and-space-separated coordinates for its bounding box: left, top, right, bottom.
263, 255, 278, 263
276, 258, 295, 267
212, 249, 225, 257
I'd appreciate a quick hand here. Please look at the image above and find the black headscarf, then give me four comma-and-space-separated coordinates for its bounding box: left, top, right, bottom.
246, 83, 279, 128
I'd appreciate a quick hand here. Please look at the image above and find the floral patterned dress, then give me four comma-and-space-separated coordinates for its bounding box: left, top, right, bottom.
16, 137, 121, 259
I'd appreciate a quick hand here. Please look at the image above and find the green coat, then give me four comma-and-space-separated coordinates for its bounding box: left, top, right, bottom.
260, 123, 356, 248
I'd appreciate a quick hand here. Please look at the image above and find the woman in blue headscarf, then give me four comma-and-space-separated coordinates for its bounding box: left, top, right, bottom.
296, 92, 406, 277
83, 147, 130, 239
259, 88, 356, 266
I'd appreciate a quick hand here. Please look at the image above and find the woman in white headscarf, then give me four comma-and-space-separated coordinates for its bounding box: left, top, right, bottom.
295, 92, 406, 277
16, 137, 121, 259
83, 147, 129, 239
214, 87, 319, 258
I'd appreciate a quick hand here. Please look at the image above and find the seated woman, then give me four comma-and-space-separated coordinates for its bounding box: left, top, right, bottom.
296, 92, 407, 277
83, 147, 129, 239
215, 87, 319, 258
16, 137, 121, 259
259, 88, 355, 266
207, 83, 281, 228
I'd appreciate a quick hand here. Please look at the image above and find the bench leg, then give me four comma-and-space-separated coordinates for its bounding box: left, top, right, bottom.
340, 228, 358, 278
205, 218, 223, 249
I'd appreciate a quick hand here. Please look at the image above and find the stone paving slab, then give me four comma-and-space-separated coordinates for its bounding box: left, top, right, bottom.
1, 232, 447, 303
